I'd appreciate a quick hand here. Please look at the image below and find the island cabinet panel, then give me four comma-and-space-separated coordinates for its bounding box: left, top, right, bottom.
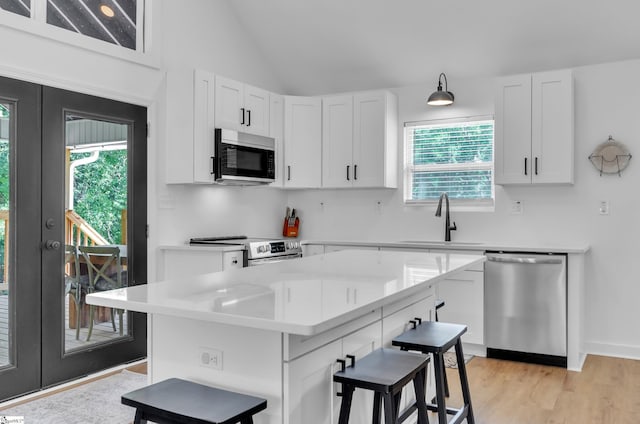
284, 321, 381, 424
436, 269, 484, 345
150, 315, 284, 424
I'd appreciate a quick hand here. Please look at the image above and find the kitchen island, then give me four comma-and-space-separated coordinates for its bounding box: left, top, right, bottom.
87, 249, 485, 424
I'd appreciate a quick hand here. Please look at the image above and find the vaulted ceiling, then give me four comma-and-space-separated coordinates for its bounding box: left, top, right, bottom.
227, 0, 640, 95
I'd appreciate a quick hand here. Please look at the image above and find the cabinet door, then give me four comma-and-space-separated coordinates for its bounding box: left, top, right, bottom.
270, 93, 285, 187
244, 84, 270, 136
284, 96, 322, 188
436, 270, 484, 345
215, 76, 243, 131
158, 249, 223, 281
531, 70, 574, 184
285, 339, 342, 424
193, 70, 216, 183
494, 74, 532, 184
322, 95, 353, 188
353, 92, 387, 187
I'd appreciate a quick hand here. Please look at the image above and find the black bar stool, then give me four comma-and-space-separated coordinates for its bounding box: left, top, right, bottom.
333, 348, 430, 424
121, 378, 267, 424
392, 321, 475, 424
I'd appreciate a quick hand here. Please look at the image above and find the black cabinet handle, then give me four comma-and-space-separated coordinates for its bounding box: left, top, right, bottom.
410, 320, 417, 329
535, 157, 539, 175
346, 165, 350, 181
210, 157, 215, 175
354, 164, 358, 180
336, 358, 346, 372
240, 108, 245, 125
287, 165, 291, 181
524, 157, 528, 176
414, 317, 422, 325
247, 109, 251, 127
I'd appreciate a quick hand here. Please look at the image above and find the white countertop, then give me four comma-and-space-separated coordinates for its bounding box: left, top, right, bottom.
303, 239, 590, 254
87, 249, 484, 335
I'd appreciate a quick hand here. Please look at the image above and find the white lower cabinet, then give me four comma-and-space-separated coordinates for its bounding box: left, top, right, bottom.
285, 321, 381, 424
431, 249, 484, 346
157, 247, 244, 280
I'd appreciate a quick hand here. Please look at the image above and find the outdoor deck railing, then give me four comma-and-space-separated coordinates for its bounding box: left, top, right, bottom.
65, 210, 109, 247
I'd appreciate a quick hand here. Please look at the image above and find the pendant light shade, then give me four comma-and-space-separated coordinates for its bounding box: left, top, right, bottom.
427, 73, 455, 106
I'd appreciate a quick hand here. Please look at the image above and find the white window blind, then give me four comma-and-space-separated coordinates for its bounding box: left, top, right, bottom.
404, 118, 494, 204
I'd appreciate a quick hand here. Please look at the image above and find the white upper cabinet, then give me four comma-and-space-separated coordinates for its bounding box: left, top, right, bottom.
270, 93, 285, 187
322, 91, 398, 188
495, 69, 574, 185
283, 96, 322, 188
322, 95, 353, 187
215, 75, 270, 136
166, 69, 216, 184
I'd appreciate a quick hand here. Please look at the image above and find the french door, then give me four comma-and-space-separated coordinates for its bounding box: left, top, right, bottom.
0, 76, 147, 401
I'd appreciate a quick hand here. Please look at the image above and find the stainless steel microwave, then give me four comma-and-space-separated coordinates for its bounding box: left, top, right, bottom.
213, 128, 276, 185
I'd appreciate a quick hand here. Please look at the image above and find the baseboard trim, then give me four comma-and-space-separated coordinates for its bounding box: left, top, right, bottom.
585, 342, 640, 360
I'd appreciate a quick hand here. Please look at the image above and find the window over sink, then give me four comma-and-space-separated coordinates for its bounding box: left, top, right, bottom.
404, 117, 494, 208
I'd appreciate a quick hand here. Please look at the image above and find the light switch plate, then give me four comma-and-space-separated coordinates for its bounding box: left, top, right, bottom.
510, 200, 523, 215
599, 200, 610, 215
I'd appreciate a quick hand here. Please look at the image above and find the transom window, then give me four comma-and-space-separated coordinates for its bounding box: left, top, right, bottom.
0, 0, 143, 51
404, 118, 494, 205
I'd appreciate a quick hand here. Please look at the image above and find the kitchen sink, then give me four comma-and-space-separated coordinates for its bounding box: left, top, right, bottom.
398, 240, 484, 245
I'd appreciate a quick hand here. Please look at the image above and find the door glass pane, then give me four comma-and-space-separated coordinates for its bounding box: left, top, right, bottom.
64, 113, 129, 352
0, 103, 11, 367
47, 0, 137, 50
0, 0, 31, 17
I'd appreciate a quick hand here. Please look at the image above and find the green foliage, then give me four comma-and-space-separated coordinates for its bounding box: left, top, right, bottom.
410, 122, 494, 201
71, 150, 127, 244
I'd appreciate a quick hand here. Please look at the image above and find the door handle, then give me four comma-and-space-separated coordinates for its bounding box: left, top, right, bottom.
44, 240, 61, 250
354, 164, 357, 180
487, 256, 564, 265
535, 157, 539, 175
346, 165, 350, 181
524, 157, 528, 176
240, 108, 245, 125
287, 165, 291, 181
246, 109, 251, 127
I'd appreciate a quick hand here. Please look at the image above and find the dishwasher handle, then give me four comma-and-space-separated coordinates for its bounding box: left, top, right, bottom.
487, 256, 564, 265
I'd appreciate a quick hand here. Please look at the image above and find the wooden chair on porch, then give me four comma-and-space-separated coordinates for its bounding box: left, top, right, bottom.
78, 245, 127, 341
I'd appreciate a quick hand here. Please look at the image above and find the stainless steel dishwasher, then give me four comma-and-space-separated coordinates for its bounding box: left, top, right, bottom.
485, 252, 567, 367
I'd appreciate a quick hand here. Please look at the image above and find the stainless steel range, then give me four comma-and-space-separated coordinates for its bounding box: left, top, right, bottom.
189, 236, 302, 267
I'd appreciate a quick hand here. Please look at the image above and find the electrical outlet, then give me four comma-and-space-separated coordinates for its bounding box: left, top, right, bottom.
599, 200, 610, 215
374, 200, 383, 214
510, 200, 523, 215
199, 347, 223, 370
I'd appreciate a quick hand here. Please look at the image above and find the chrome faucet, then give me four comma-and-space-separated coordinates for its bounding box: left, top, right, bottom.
435, 192, 457, 242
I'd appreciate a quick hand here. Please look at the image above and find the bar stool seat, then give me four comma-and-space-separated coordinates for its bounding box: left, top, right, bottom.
392, 321, 475, 424
333, 348, 430, 424
121, 378, 267, 424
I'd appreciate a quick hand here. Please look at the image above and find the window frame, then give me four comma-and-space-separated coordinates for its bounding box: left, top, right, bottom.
403, 115, 495, 210
0, 0, 158, 68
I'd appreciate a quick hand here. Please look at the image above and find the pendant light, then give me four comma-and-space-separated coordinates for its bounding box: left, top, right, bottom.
427, 73, 455, 106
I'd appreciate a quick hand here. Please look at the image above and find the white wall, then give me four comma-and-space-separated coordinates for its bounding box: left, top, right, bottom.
287, 59, 640, 359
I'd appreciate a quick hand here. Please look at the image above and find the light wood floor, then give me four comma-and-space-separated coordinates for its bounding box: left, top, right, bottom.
444, 355, 640, 424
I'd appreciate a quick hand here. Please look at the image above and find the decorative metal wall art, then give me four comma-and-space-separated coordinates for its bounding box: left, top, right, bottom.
588, 135, 632, 176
